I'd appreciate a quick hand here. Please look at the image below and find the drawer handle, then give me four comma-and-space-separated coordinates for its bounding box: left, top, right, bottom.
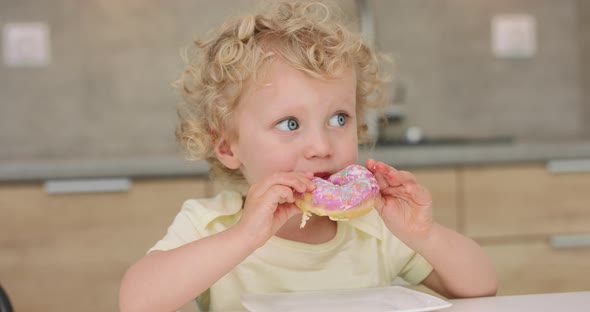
549, 234, 590, 249
44, 177, 131, 194
546, 159, 590, 174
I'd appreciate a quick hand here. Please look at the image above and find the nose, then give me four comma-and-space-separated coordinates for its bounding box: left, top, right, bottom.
303, 130, 333, 159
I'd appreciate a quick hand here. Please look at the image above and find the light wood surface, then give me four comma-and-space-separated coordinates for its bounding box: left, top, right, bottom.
410, 238, 590, 298
0, 178, 209, 312
461, 164, 590, 296
462, 164, 590, 238
3, 164, 588, 311
412, 168, 458, 231
484, 240, 590, 295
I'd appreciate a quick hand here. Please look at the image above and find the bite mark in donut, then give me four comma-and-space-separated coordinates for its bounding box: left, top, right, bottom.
294, 164, 380, 228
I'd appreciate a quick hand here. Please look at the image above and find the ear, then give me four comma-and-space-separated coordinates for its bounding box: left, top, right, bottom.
214, 136, 241, 170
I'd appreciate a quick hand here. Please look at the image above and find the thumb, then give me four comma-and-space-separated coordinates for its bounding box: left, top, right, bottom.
273, 203, 302, 229
373, 194, 385, 215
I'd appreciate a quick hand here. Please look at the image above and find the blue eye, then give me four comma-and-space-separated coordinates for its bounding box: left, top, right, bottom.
276, 118, 299, 131
328, 113, 347, 127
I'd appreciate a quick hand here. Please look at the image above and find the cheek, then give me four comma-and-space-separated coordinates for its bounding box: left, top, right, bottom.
260, 146, 297, 167
343, 144, 359, 163
338, 129, 359, 161
240, 139, 297, 179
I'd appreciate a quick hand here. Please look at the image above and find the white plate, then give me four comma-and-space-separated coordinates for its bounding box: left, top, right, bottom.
240, 286, 452, 312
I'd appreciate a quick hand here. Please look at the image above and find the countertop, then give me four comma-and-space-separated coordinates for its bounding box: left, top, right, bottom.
2, 139, 590, 182
363, 138, 590, 168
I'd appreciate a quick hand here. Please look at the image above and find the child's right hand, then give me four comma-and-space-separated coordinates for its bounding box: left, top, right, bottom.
235, 172, 316, 248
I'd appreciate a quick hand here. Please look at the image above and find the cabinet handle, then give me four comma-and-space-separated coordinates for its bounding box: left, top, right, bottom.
44, 177, 131, 194
548, 234, 590, 249
546, 159, 590, 174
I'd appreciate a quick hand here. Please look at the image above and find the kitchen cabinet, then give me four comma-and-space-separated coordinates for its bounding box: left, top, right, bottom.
0, 178, 209, 312
462, 164, 590, 295
412, 168, 458, 231
462, 165, 590, 238
484, 240, 590, 295
3, 163, 586, 311
0, 168, 458, 312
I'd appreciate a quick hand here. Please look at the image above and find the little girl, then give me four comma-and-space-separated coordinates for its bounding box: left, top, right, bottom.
119, 1, 497, 311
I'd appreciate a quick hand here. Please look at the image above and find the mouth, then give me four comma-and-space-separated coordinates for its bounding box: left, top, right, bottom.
313, 172, 332, 180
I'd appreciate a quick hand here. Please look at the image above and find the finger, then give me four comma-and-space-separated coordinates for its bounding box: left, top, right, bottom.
373, 170, 390, 190
390, 170, 417, 184
380, 182, 431, 209
250, 172, 314, 197
299, 172, 317, 192
270, 184, 295, 204
380, 185, 413, 203
373, 161, 401, 179
366, 158, 377, 172
381, 167, 417, 188
371, 161, 404, 188
253, 184, 295, 214
373, 193, 385, 214
369, 160, 395, 176
272, 203, 302, 232
276, 203, 302, 219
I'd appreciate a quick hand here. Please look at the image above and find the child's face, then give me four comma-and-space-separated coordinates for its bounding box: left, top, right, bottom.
224, 59, 359, 185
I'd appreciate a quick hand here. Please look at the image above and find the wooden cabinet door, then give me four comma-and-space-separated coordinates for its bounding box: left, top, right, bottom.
413, 168, 458, 231
462, 165, 590, 238
0, 178, 208, 312
484, 241, 590, 295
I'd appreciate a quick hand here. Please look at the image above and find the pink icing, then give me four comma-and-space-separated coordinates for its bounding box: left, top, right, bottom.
307, 164, 379, 211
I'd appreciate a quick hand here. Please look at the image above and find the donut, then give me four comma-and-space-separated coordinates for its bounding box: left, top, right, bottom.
294, 164, 380, 228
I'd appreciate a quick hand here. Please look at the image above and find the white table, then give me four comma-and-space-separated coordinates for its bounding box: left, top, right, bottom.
447, 291, 590, 312
230, 290, 590, 312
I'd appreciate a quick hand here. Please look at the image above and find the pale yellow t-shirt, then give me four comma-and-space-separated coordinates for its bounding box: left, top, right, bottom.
149, 190, 433, 312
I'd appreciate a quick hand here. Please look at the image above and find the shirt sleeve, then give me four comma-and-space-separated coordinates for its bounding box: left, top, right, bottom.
384, 225, 434, 285
148, 206, 200, 253
397, 252, 433, 285
147, 191, 244, 254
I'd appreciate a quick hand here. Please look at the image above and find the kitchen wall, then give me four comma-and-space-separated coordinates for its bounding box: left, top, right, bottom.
0, 0, 357, 163
0, 0, 260, 162
0, 0, 588, 165
578, 0, 590, 138
373, 0, 584, 141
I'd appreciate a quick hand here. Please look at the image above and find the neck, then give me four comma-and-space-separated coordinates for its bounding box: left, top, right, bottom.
275, 214, 338, 244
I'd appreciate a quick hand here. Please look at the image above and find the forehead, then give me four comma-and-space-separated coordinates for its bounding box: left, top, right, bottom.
239, 59, 356, 108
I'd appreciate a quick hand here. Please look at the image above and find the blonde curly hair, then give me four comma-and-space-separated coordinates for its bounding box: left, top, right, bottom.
175, 0, 387, 183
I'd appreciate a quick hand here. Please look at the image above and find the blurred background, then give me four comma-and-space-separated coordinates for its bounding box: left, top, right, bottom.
1, 1, 589, 311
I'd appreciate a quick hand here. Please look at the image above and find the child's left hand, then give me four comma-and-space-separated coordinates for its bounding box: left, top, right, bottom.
366, 158, 434, 242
